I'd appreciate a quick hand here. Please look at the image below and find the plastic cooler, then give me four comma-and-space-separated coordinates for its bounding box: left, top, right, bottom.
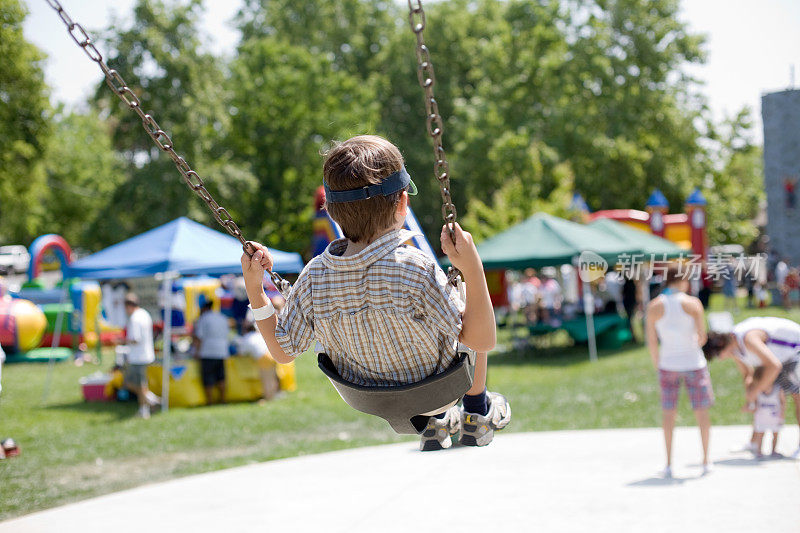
79, 373, 112, 402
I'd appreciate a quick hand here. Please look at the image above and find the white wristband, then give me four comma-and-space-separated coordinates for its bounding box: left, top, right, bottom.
249, 300, 275, 321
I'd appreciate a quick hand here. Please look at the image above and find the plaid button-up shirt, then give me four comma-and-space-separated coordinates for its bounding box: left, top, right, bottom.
275, 229, 464, 386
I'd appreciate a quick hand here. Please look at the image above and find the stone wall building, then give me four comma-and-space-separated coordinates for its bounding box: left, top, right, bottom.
762, 88, 800, 263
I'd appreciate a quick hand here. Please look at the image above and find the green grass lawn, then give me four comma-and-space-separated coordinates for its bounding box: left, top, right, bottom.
2, 297, 798, 520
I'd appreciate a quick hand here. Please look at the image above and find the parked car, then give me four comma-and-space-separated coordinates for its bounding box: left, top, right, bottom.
0, 245, 30, 275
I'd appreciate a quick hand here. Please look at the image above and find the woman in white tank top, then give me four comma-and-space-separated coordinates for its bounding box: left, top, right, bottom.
646, 265, 712, 477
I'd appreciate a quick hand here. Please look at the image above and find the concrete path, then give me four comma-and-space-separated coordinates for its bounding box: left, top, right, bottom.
3, 425, 798, 532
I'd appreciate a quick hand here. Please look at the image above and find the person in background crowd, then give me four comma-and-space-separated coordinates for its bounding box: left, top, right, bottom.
698, 266, 712, 309
237, 319, 280, 402
775, 258, 789, 309
745, 269, 756, 309
560, 264, 580, 319
507, 274, 523, 313
646, 265, 713, 477
721, 259, 738, 313
595, 278, 617, 315
754, 282, 769, 308
622, 276, 639, 342
236, 295, 286, 403
784, 267, 799, 309
521, 269, 540, 324
231, 277, 250, 334
604, 271, 623, 314
122, 293, 160, 419
192, 297, 231, 405
112, 282, 131, 328
539, 268, 562, 326
649, 273, 663, 301
523, 268, 541, 291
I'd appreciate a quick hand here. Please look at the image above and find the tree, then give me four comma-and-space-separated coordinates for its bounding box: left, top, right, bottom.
92, 0, 245, 242
0, 0, 51, 244
461, 137, 575, 242
702, 107, 763, 246
40, 109, 125, 249
372, 0, 710, 242
226, 36, 379, 251
76, 0, 754, 255
236, 0, 398, 81
548, 0, 708, 210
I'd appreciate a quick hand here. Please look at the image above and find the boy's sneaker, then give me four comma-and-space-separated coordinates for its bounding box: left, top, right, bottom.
137, 405, 151, 420
459, 391, 511, 447
419, 406, 461, 451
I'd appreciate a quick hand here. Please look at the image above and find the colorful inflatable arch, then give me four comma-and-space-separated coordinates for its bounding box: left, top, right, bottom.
28, 234, 73, 279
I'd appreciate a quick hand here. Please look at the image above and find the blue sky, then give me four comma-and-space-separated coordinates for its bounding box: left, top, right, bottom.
22, 0, 800, 144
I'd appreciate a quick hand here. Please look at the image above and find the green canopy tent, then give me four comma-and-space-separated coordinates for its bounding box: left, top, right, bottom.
469, 213, 640, 270
445, 213, 641, 361
588, 218, 687, 259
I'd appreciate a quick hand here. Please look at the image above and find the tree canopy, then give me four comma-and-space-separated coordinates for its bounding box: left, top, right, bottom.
1, 0, 764, 255
0, 0, 51, 242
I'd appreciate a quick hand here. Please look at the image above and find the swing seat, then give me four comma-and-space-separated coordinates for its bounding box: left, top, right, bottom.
318, 351, 477, 434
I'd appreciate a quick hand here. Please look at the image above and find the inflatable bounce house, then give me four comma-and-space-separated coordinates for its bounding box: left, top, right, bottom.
27, 234, 72, 280
585, 188, 708, 262
0, 297, 47, 353
1, 235, 123, 362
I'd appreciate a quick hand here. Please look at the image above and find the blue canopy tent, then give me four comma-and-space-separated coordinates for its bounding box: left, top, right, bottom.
67, 216, 304, 279
64, 217, 304, 411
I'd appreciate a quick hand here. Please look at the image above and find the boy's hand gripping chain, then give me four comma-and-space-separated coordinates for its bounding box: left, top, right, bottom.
44, 0, 291, 297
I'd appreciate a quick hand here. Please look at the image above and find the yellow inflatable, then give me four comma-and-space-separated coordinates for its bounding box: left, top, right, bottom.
147, 362, 206, 407
145, 357, 296, 407
0, 298, 47, 352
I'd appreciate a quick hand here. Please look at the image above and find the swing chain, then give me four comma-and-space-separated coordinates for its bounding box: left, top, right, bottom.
44, 0, 291, 297
407, 0, 461, 284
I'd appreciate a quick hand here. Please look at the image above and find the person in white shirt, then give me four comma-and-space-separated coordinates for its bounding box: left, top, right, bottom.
703, 316, 800, 459
539, 270, 562, 325
192, 298, 231, 404
123, 293, 158, 419
236, 318, 280, 402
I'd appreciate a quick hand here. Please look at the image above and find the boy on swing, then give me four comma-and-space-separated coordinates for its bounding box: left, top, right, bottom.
241, 135, 510, 450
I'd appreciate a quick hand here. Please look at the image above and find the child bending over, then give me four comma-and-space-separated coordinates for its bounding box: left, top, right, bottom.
749, 366, 785, 458
241, 135, 510, 450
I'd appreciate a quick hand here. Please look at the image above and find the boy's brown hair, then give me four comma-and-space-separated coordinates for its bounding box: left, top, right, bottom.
323, 135, 406, 243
